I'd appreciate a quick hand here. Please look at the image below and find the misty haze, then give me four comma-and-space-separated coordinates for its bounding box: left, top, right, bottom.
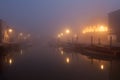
0, 0, 120, 80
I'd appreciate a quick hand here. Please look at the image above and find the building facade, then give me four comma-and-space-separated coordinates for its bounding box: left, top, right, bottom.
0, 20, 5, 43
0, 19, 11, 43
108, 9, 120, 42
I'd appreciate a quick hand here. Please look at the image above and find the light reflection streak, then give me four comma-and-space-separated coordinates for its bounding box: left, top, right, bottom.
20, 49, 23, 55
60, 50, 64, 55
100, 64, 104, 70
58, 47, 108, 71
9, 58, 13, 65
66, 57, 70, 64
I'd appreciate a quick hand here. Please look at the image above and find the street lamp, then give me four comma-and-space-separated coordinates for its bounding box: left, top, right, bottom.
98, 25, 108, 32
8, 28, 13, 33
65, 29, 70, 34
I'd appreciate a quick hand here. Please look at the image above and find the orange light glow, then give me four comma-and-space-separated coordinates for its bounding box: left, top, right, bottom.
100, 64, 104, 70
61, 50, 64, 55
82, 25, 108, 34
9, 58, 13, 65
98, 26, 108, 32
66, 29, 70, 34
8, 29, 13, 33
66, 57, 70, 63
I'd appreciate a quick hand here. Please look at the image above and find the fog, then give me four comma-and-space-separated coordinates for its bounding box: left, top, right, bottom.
0, 0, 120, 38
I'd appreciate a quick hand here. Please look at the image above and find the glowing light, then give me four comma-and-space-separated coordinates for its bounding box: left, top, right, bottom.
60, 50, 64, 55
82, 25, 108, 34
98, 26, 108, 32
9, 58, 13, 65
66, 29, 70, 34
8, 29, 13, 33
66, 57, 70, 63
100, 64, 104, 70
20, 49, 23, 55
82, 31, 86, 34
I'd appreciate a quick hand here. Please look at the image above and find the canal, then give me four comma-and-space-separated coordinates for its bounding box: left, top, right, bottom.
0, 42, 120, 80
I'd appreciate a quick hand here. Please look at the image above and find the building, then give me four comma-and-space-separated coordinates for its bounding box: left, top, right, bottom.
108, 9, 120, 42
0, 19, 7, 43
0, 19, 12, 43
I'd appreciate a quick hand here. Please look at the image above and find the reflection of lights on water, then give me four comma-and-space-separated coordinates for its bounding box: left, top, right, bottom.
61, 50, 64, 55
100, 64, 104, 70
20, 49, 23, 55
9, 58, 13, 65
66, 57, 70, 63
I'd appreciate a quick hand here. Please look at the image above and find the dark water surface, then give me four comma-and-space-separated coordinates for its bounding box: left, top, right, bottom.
0, 43, 120, 80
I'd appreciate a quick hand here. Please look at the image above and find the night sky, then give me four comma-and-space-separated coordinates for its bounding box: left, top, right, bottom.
0, 0, 120, 37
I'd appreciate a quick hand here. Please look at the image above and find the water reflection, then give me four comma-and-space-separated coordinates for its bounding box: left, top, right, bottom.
57, 47, 120, 80
100, 64, 104, 70
0, 48, 24, 79
66, 57, 70, 64
60, 50, 64, 55
20, 49, 23, 55
8, 58, 13, 65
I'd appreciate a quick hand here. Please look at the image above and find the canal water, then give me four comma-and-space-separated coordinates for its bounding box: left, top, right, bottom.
0, 42, 120, 80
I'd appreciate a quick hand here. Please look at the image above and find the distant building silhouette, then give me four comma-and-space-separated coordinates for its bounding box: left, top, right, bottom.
0, 19, 5, 43
108, 9, 120, 42
0, 19, 12, 43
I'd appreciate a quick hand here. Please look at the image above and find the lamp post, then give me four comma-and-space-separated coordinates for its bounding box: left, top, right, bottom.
8, 28, 13, 42
65, 29, 70, 34
65, 29, 71, 42
8, 29, 13, 33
